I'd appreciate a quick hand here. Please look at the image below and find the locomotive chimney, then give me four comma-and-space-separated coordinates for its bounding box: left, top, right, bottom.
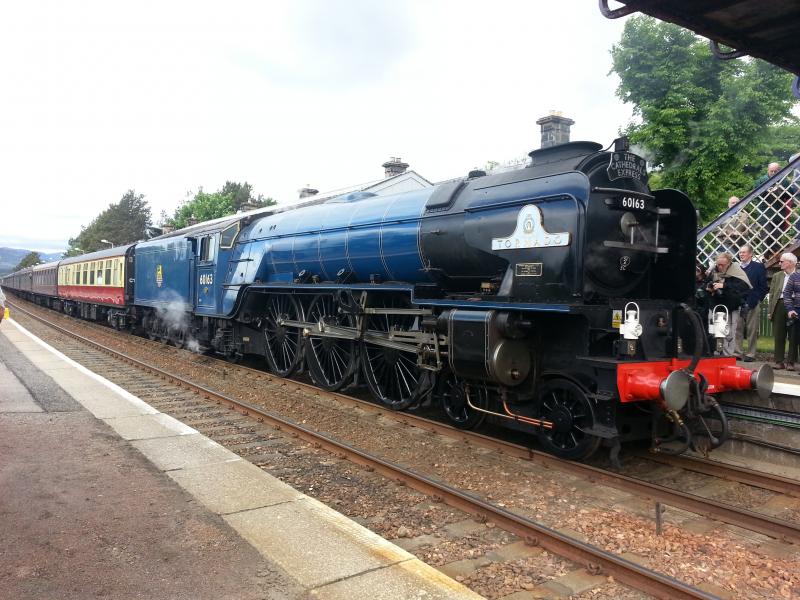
382, 157, 408, 178
536, 111, 574, 148
298, 187, 319, 199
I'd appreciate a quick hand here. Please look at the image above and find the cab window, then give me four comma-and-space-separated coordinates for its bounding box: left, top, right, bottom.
199, 235, 216, 262
220, 222, 240, 249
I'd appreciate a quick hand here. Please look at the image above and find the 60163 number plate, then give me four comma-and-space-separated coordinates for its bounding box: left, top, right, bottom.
605, 194, 652, 212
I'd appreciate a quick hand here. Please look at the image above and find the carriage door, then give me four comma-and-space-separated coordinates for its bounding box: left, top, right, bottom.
196, 233, 218, 315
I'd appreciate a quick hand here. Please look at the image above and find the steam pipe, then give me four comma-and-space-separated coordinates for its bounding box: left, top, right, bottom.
465, 387, 552, 430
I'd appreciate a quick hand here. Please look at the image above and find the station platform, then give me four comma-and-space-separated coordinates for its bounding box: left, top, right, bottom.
0, 318, 481, 600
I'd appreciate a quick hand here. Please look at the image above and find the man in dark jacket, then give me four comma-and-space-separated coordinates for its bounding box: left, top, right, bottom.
736, 244, 768, 361
706, 252, 751, 356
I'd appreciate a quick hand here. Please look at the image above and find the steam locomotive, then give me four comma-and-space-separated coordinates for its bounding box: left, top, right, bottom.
2, 137, 772, 461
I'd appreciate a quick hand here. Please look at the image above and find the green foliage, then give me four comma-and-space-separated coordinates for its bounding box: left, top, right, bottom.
13, 251, 42, 271
611, 16, 799, 222
66, 190, 152, 255
168, 181, 276, 230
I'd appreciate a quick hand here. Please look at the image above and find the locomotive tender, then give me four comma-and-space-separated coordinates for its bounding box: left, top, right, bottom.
2, 138, 772, 460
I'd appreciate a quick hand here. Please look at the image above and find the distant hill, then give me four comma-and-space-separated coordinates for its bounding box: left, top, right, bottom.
0, 248, 63, 276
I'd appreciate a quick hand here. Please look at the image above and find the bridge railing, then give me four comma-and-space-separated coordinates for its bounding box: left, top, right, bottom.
697, 157, 800, 268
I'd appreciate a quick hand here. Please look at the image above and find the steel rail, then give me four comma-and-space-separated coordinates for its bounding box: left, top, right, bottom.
722, 403, 800, 429
641, 453, 800, 498
7, 303, 717, 599
10, 298, 800, 540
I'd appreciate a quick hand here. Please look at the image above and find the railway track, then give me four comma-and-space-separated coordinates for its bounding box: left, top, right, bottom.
7, 298, 800, 598
722, 403, 800, 429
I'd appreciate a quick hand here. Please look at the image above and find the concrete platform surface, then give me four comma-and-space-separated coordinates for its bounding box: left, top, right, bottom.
0, 318, 482, 599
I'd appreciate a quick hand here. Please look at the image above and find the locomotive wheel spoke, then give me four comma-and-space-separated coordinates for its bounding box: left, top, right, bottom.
304, 294, 357, 391
263, 293, 303, 377
535, 379, 601, 460
361, 294, 421, 410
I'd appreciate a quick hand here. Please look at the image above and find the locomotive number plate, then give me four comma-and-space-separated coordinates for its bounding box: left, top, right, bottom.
605, 195, 652, 212
515, 263, 543, 277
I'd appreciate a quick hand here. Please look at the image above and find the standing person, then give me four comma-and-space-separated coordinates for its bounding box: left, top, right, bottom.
770, 253, 798, 369
0, 284, 5, 324
706, 252, 751, 356
721, 196, 749, 254
783, 255, 800, 371
736, 244, 768, 361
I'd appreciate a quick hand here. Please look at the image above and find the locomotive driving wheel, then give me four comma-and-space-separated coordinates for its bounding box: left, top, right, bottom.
305, 293, 358, 391
535, 379, 601, 460
436, 373, 487, 429
361, 294, 422, 410
263, 293, 304, 377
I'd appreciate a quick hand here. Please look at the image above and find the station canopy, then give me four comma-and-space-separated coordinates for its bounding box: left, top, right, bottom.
605, 0, 800, 75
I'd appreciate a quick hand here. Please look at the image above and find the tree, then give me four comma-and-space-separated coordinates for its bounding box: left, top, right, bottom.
168, 181, 276, 230
13, 251, 42, 270
66, 190, 152, 255
611, 16, 799, 221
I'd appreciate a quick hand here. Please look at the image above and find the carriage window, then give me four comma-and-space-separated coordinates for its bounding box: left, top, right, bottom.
82, 264, 88, 285
105, 260, 112, 285
220, 222, 240, 249
90, 264, 95, 285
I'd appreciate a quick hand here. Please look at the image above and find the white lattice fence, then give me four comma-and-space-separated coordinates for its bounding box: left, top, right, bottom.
697, 158, 800, 267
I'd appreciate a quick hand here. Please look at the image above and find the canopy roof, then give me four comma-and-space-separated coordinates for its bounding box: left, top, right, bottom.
605, 1, 800, 75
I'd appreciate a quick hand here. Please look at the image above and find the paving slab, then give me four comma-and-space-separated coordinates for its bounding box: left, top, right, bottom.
20, 354, 78, 371
3, 318, 481, 599
225, 495, 415, 588
310, 557, 484, 600
132, 433, 239, 471
103, 412, 197, 441
167, 458, 303, 515
73, 389, 159, 419
0, 363, 43, 413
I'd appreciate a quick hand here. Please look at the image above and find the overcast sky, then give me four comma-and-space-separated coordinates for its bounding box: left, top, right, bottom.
0, 1, 634, 253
